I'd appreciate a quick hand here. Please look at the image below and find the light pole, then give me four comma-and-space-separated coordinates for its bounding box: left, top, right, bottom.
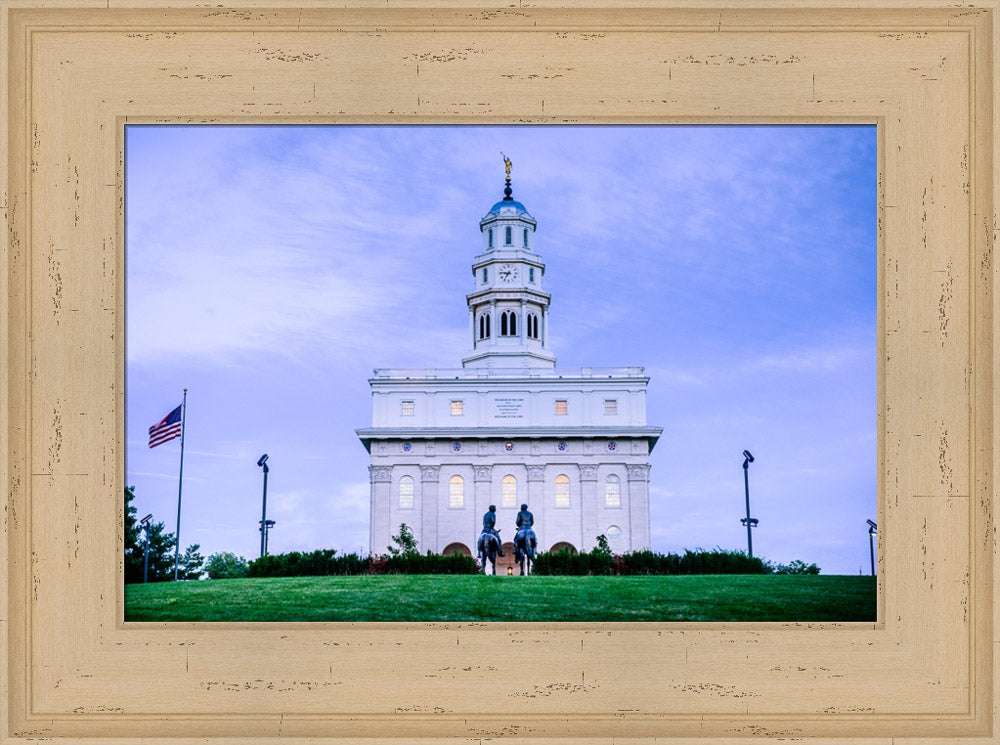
740, 450, 758, 558
867, 519, 877, 576
257, 453, 269, 558
140, 513, 153, 583
260, 519, 276, 556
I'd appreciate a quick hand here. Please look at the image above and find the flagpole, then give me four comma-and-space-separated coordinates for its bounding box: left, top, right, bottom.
173, 388, 188, 581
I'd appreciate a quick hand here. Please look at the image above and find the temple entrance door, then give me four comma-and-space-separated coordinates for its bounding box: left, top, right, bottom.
497, 542, 517, 575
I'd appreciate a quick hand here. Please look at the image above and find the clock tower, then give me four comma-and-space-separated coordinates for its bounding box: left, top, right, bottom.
359, 154, 660, 559
462, 156, 556, 369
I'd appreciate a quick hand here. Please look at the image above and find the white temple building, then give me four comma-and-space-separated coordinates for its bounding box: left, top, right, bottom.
357, 161, 661, 562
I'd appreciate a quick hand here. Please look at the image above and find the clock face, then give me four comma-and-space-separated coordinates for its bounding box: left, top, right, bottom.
498, 264, 518, 283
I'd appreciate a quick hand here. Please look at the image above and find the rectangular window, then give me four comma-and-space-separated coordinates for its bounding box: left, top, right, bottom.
529, 267, 535, 282
555, 400, 568, 415
482, 268, 487, 282
505, 226, 512, 244
400, 400, 414, 416
604, 399, 618, 415
450, 400, 464, 416
488, 229, 493, 248
523, 228, 529, 247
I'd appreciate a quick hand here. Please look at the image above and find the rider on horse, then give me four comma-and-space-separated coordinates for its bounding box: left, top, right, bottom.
516, 503, 533, 532
514, 503, 537, 560
482, 505, 504, 556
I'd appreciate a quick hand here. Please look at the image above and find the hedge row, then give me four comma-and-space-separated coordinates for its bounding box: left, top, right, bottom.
244, 547, 817, 578
532, 548, 774, 576
247, 549, 478, 577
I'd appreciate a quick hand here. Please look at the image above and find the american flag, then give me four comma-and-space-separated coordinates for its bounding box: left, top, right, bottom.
148, 405, 182, 448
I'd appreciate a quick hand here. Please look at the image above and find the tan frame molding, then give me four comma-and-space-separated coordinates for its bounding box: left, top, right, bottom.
2, 2, 997, 742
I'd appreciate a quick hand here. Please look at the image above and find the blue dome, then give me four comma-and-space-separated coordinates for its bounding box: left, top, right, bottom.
488, 199, 528, 214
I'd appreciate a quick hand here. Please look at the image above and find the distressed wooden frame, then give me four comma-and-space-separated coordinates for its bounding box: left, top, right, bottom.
1, 1, 997, 742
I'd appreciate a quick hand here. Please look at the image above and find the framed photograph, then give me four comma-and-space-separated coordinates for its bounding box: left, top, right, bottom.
2, 1, 997, 742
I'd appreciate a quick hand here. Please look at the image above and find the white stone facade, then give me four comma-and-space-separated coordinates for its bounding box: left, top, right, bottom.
358, 172, 661, 557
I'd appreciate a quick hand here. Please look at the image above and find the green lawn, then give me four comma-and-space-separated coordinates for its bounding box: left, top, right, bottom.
125, 574, 875, 623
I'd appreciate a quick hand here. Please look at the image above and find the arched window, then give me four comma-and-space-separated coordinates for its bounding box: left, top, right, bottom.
500, 312, 508, 336
605, 475, 621, 507
479, 313, 491, 340
486, 313, 491, 337
505, 226, 512, 244
526, 313, 538, 339
509, 311, 517, 336
449, 475, 464, 508
523, 228, 529, 247
502, 475, 517, 507
488, 229, 493, 248
555, 474, 570, 507
398, 475, 414, 509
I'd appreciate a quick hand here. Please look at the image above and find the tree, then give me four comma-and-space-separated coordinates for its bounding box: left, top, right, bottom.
124, 486, 144, 583
123, 486, 180, 582
204, 552, 250, 579
594, 534, 612, 556
177, 544, 205, 580
387, 523, 419, 557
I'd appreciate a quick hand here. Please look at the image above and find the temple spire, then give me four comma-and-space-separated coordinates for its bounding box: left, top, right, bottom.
501, 152, 513, 201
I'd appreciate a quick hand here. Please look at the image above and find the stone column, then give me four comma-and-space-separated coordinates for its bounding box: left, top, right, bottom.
627, 463, 651, 550
579, 464, 599, 552
489, 299, 497, 347
369, 464, 392, 556
519, 298, 526, 343
526, 464, 546, 549
469, 303, 476, 350
420, 464, 441, 553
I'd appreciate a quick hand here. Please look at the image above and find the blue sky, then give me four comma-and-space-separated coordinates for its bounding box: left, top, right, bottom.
126, 124, 876, 574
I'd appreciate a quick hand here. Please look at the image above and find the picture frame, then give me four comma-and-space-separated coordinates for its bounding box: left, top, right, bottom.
2, 1, 996, 742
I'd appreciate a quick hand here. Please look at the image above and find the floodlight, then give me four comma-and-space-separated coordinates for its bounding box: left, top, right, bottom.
867, 519, 878, 576
140, 513, 153, 525
742, 450, 754, 463
257, 453, 269, 467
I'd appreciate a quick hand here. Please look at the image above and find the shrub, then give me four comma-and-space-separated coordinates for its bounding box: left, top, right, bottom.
247, 548, 477, 577
532, 547, 612, 576
204, 551, 249, 579
248, 549, 369, 578
379, 551, 478, 575
770, 559, 821, 575
533, 547, 774, 576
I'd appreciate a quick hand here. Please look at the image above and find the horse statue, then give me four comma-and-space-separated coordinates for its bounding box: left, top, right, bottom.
477, 528, 501, 575
514, 527, 537, 575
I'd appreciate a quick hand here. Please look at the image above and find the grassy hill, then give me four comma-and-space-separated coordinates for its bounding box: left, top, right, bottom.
125, 574, 875, 623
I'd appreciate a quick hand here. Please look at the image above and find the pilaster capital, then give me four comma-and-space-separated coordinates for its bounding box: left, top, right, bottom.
627, 464, 651, 481
370, 465, 392, 483
474, 465, 493, 482
580, 464, 598, 482
526, 465, 546, 482
420, 464, 441, 483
